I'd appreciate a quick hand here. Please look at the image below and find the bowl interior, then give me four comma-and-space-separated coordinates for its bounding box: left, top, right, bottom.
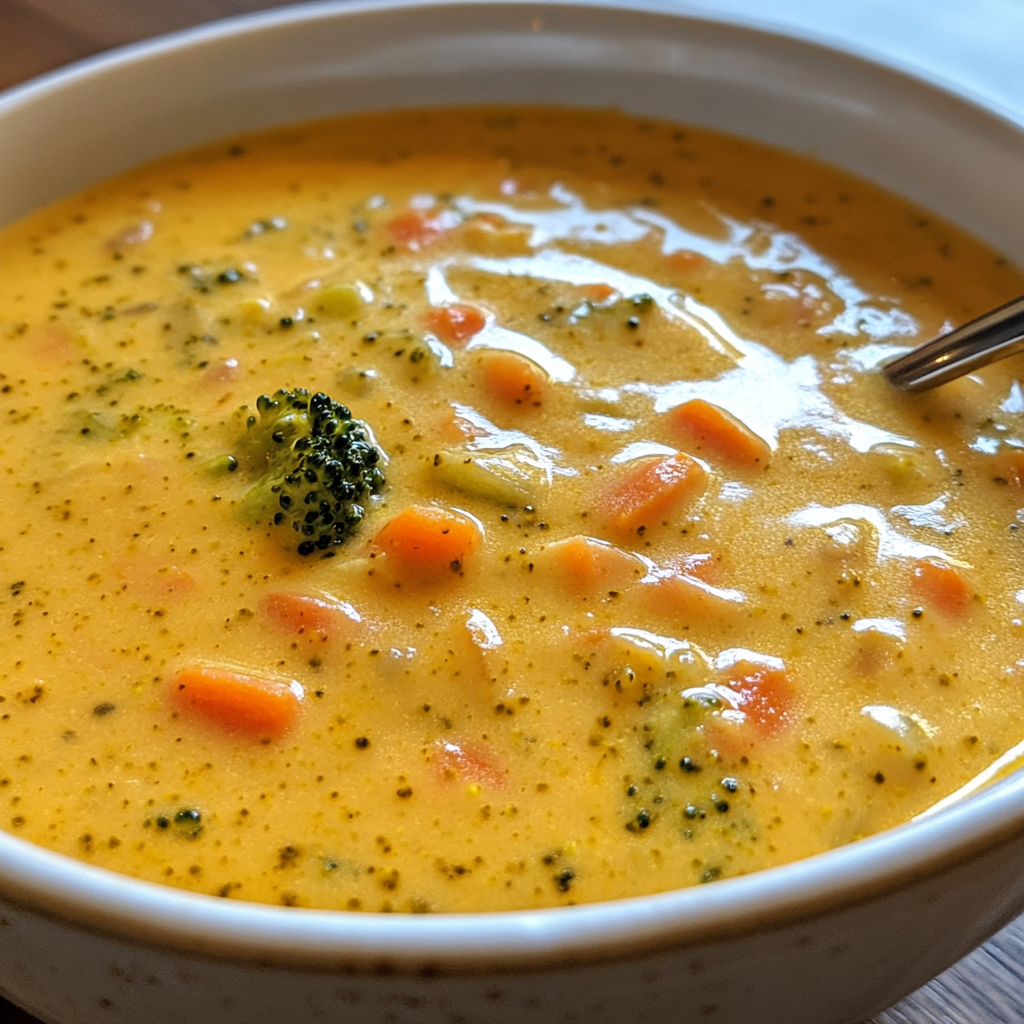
2, 0, 1024, 968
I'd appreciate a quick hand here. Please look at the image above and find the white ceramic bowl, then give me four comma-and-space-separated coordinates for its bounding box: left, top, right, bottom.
3, 4, 1024, 1022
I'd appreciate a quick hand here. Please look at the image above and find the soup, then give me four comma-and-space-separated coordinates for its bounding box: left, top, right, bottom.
0, 107, 1022, 913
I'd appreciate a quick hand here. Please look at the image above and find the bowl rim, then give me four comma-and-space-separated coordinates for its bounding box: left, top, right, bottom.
2, 0, 1024, 972
4, 0, 1024, 135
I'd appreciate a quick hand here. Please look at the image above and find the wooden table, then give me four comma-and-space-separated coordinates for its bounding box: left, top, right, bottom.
2, 2, 1023, 1021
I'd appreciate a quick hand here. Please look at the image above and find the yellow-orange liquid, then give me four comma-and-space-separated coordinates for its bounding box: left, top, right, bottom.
0, 107, 1022, 911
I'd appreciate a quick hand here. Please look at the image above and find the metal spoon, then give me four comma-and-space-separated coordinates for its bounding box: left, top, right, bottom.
884, 292, 1024, 392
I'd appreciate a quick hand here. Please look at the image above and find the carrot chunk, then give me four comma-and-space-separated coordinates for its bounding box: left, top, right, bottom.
721, 661, 794, 737
374, 504, 481, 577
436, 408, 482, 442
387, 211, 448, 250
667, 249, 707, 273
910, 558, 972, 617
583, 283, 618, 304
169, 667, 302, 739
201, 358, 242, 387
260, 592, 362, 638
667, 399, 770, 468
637, 570, 744, 623
426, 304, 487, 345
674, 552, 718, 582
112, 559, 196, 601
434, 740, 507, 789
477, 350, 545, 408
541, 535, 642, 594
23, 324, 75, 365
595, 454, 707, 540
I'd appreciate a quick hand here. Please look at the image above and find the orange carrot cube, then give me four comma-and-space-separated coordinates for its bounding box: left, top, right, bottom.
721, 661, 794, 737
637, 570, 743, 623
477, 350, 545, 408
667, 399, 770, 468
541, 535, 642, 594
374, 504, 482, 578
583, 283, 618, 304
426, 304, 487, 345
433, 740, 507, 788
387, 211, 448, 250
595, 454, 707, 541
169, 667, 302, 739
260, 592, 362, 638
910, 559, 972, 617
667, 249, 707, 272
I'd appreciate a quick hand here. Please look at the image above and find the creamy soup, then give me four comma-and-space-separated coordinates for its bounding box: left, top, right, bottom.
1, 107, 1023, 913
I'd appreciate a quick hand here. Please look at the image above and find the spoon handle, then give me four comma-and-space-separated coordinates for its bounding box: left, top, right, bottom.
885, 293, 1024, 392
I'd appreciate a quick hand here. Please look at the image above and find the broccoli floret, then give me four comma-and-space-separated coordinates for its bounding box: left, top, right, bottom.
234, 388, 385, 556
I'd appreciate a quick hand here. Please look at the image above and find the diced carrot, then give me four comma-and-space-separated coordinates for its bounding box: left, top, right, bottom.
721, 661, 794, 737
910, 558, 972, 617
152, 568, 197, 599
113, 560, 197, 601
374, 504, 481, 577
667, 249, 706, 272
169, 666, 302, 739
426, 304, 487, 345
755, 277, 829, 329
667, 399, 770, 468
260, 592, 362, 638
477, 350, 545, 408
387, 211, 448, 250
583, 283, 618, 304
594, 454, 707, 541
541, 535, 641, 594
201, 358, 241, 387
675, 552, 718, 582
433, 740, 507, 789
436, 409, 482, 442
23, 324, 74, 365
637, 570, 744, 623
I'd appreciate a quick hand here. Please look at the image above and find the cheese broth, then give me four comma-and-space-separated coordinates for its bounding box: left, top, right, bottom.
0, 107, 1023, 912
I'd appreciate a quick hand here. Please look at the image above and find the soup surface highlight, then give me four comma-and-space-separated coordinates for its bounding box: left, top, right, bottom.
1, 107, 1023, 912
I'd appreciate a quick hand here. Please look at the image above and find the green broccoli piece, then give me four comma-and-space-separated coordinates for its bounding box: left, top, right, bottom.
67, 403, 193, 442
234, 388, 385, 556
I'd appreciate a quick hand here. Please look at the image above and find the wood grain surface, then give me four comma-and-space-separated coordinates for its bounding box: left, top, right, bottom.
1, 2, 1023, 1022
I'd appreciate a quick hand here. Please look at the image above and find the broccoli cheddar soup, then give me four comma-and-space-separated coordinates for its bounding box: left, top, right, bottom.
2, 107, 1024, 913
